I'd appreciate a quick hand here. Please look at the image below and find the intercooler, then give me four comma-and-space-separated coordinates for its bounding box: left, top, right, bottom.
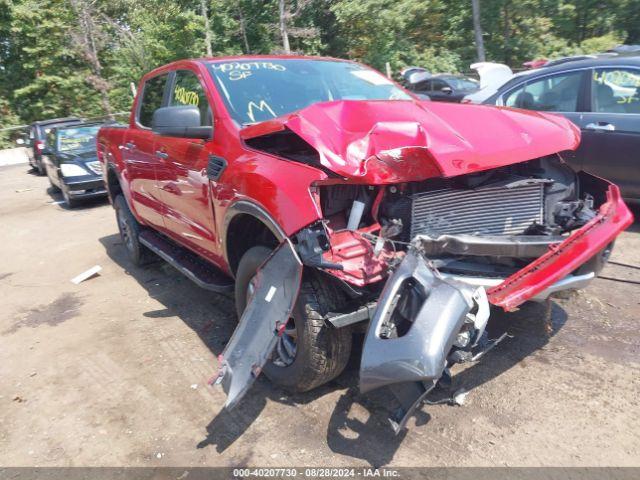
409, 182, 545, 238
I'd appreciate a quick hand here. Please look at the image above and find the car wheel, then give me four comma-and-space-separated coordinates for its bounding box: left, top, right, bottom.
62, 188, 78, 209
235, 246, 352, 392
48, 175, 61, 193
36, 158, 46, 176
114, 195, 152, 266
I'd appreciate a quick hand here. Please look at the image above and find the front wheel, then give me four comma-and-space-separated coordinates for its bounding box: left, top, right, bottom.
62, 187, 78, 209
114, 195, 152, 266
235, 246, 352, 392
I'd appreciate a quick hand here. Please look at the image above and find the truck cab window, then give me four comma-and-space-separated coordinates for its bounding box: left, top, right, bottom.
138, 74, 168, 127
169, 70, 212, 126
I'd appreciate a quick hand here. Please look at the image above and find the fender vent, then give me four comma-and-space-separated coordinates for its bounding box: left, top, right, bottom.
207, 155, 227, 180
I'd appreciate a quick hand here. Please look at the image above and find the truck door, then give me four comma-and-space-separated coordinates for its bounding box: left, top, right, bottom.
579, 67, 640, 202
153, 68, 220, 260
122, 73, 169, 230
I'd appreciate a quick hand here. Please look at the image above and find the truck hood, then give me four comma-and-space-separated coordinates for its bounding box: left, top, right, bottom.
240, 100, 580, 184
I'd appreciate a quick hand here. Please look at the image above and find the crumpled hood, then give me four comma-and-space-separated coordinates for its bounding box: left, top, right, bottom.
241, 100, 580, 184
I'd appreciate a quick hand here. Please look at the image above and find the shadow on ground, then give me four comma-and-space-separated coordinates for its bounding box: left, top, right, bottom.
46, 186, 108, 210
100, 232, 567, 466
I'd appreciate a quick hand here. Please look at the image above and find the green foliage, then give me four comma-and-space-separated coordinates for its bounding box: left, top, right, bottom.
0, 0, 638, 134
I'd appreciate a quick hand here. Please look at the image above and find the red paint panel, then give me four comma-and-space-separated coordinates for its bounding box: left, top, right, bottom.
241, 100, 580, 184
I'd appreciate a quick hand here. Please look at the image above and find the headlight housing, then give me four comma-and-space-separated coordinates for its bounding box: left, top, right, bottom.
85, 160, 102, 175
60, 163, 89, 177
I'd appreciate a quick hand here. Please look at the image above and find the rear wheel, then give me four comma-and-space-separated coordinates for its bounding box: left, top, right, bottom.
235, 246, 352, 392
114, 195, 152, 266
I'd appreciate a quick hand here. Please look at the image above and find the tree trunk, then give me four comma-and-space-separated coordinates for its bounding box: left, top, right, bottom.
70, 0, 112, 116
502, 2, 510, 65
471, 0, 485, 62
278, 0, 291, 54
238, 2, 250, 53
201, 0, 213, 57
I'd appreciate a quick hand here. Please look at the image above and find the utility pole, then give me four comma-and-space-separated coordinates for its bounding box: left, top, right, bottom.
471, 0, 486, 62
279, 0, 291, 54
201, 0, 213, 56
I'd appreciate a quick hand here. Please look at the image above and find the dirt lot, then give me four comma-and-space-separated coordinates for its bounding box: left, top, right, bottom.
1, 162, 639, 467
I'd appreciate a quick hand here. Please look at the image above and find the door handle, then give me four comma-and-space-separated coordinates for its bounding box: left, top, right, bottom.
123, 142, 136, 151
155, 150, 169, 159
585, 122, 615, 132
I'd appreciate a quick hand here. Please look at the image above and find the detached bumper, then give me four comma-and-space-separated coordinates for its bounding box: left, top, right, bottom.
487, 182, 633, 311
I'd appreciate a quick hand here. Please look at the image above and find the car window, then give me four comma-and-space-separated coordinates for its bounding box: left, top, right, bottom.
138, 74, 168, 127
504, 71, 583, 112
57, 125, 101, 152
591, 68, 640, 114
169, 70, 212, 126
431, 79, 449, 91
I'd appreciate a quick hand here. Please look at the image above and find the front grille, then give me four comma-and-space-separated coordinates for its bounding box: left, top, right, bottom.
410, 182, 544, 238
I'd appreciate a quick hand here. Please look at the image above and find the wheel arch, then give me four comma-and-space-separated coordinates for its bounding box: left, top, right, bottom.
224, 200, 287, 276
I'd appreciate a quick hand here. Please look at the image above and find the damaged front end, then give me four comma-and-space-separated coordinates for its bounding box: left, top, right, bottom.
216, 100, 632, 429
359, 247, 490, 432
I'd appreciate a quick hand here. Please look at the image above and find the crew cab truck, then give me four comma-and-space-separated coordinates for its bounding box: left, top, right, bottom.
97, 56, 633, 432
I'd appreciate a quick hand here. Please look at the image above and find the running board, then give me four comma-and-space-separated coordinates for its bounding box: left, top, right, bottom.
138, 230, 234, 294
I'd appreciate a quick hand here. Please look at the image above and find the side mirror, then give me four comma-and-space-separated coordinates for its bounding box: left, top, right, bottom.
441, 86, 453, 94
152, 105, 212, 139
15, 138, 25, 146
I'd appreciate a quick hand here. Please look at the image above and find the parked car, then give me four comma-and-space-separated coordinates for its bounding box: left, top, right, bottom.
42, 122, 107, 208
484, 55, 640, 203
25, 117, 82, 175
462, 62, 514, 104
406, 73, 479, 102
97, 56, 631, 431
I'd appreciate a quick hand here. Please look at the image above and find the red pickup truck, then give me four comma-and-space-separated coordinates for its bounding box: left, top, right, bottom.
97, 56, 632, 431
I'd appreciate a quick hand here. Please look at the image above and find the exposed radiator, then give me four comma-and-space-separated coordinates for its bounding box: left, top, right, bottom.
410, 182, 545, 238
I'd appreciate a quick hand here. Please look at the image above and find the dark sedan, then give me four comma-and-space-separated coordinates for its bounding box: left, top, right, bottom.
407, 74, 479, 102
42, 123, 107, 208
484, 55, 640, 204
25, 117, 82, 175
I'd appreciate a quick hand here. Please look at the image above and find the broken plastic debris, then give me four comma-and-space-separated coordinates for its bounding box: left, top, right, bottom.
190, 384, 198, 389
453, 389, 468, 406
71, 265, 102, 284
15, 188, 32, 193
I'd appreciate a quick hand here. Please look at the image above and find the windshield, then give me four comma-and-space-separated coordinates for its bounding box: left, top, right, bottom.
447, 77, 479, 90
207, 59, 412, 125
57, 126, 100, 152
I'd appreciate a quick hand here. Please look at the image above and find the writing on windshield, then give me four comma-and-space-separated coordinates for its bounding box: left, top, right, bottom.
208, 59, 411, 125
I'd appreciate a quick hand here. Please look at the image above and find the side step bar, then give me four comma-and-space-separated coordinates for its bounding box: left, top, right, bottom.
138, 230, 234, 294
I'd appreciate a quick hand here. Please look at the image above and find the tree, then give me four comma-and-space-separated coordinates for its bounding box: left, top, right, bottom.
471, 0, 486, 61
68, 0, 112, 116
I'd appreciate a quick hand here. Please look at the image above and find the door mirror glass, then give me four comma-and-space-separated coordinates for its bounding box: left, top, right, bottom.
152, 105, 212, 139
441, 86, 453, 94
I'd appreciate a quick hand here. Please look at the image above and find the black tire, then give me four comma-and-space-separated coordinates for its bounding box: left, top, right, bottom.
62, 187, 78, 209
114, 194, 152, 266
235, 246, 352, 392
48, 177, 60, 193
36, 158, 46, 176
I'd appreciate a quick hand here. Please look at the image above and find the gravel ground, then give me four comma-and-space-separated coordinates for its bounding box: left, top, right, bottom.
1, 163, 639, 467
